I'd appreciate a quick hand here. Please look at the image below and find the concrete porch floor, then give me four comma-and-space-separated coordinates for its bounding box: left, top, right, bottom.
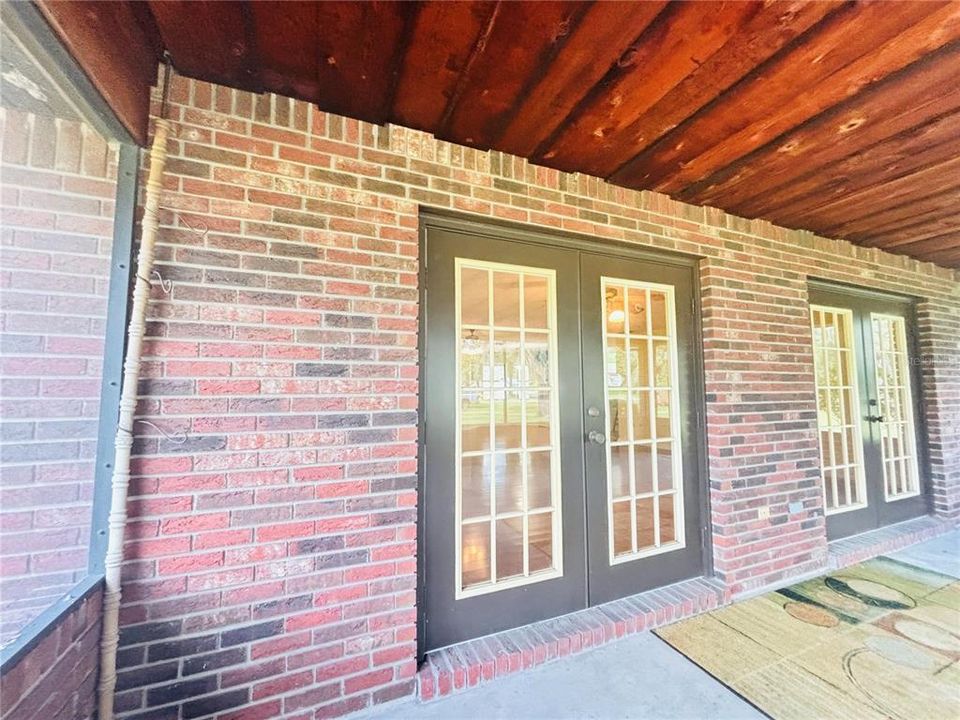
359, 530, 959, 720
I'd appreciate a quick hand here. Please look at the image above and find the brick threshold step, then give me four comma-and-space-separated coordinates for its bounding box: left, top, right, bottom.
417, 576, 730, 701
828, 514, 956, 570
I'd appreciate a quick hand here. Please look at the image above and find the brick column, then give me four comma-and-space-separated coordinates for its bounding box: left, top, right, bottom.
916, 300, 960, 518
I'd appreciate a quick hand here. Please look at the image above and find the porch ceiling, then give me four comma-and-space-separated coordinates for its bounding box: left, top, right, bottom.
37, 0, 960, 268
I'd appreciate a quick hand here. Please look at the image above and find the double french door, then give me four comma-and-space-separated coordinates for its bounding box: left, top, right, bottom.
420, 218, 704, 651
808, 285, 928, 540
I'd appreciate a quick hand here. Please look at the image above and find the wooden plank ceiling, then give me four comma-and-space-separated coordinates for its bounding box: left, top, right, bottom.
43, 0, 960, 268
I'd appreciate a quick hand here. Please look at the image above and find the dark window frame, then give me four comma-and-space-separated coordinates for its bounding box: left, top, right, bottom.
0, 2, 140, 673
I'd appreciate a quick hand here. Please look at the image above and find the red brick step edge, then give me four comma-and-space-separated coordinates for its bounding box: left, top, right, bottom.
417, 576, 729, 701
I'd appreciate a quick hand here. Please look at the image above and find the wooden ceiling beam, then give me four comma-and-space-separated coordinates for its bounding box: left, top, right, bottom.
310, 2, 415, 124
855, 215, 960, 249
245, 2, 318, 100
531, 1, 764, 174
437, 1, 592, 149
536, 0, 840, 177
866, 231, 960, 255
147, 1, 253, 92
44, 1, 958, 266
434, 2, 503, 139
611, 2, 960, 193
35, 0, 161, 143
494, 1, 667, 159
918, 243, 960, 265
720, 110, 960, 221
826, 188, 960, 241
391, 2, 497, 133
776, 155, 960, 230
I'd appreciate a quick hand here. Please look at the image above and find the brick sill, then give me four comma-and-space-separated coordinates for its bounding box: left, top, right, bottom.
414, 515, 956, 703
828, 514, 956, 570
416, 576, 729, 701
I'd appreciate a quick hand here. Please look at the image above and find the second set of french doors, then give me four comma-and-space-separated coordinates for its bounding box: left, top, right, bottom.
809, 285, 927, 540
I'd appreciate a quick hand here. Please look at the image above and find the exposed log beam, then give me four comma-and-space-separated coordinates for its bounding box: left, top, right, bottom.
35, 0, 160, 143
537, 0, 840, 177
778, 156, 960, 230
829, 189, 960, 241
683, 44, 960, 216
494, 1, 667, 159
440, 1, 591, 149
392, 2, 497, 133
41, 0, 959, 266
611, 2, 960, 193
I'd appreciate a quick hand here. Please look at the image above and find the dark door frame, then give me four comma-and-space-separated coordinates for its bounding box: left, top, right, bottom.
416, 210, 712, 660
808, 279, 932, 540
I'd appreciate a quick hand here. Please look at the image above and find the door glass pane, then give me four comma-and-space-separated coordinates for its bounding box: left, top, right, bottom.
461, 393, 491, 452
650, 291, 668, 337
654, 390, 672, 438
612, 500, 632, 557
629, 338, 650, 387
870, 314, 920, 500
602, 278, 685, 561
493, 391, 522, 450
605, 284, 626, 334
460, 329, 489, 387
525, 332, 551, 387
611, 445, 631, 498
462, 456, 491, 520
653, 340, 671, 387
527, 512, 553, 573
462, 522, 491, 589
632, 391, 651, 440
493, 271, 520, 327
495, 453, 523, 513
526, 452, 552, 509
524, 275, 548, 329
658, 494, 676, 545
608, 392, 629, 443
810, 305, 866, 515
634, 444, 654, 495
456, 260, 562, 595
657, 443, 675, 491
606, 337, 627, 388
461, 268, 489, 326
493, 331, 521, 388
525, 391, 552, 447
636, 497, 656, 551
496, 517, 524, 580
627, 287, 647, 334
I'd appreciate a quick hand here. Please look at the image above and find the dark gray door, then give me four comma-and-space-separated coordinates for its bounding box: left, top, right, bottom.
809, 286, 928, 540
421, 219, 705, 652
421, 226, 588, 651
580, 253, 704, 605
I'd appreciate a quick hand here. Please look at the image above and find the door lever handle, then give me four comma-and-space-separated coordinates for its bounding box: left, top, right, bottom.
867, 414, 885, 423
587, 430, 606, 445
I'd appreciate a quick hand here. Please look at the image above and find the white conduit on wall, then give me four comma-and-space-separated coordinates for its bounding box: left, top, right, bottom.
97, 117, 170, 720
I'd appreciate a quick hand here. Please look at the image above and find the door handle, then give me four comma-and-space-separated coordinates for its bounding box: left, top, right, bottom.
867, 414, 885, 423
587, 430, 606, 445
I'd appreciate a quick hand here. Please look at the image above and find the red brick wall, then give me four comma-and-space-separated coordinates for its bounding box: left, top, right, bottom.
0, 582, 102, 720
0, 108, 118, 641
111, 77, 959, 717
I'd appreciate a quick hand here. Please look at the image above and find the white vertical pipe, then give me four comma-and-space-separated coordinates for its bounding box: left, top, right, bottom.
97, 118, 170, 720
